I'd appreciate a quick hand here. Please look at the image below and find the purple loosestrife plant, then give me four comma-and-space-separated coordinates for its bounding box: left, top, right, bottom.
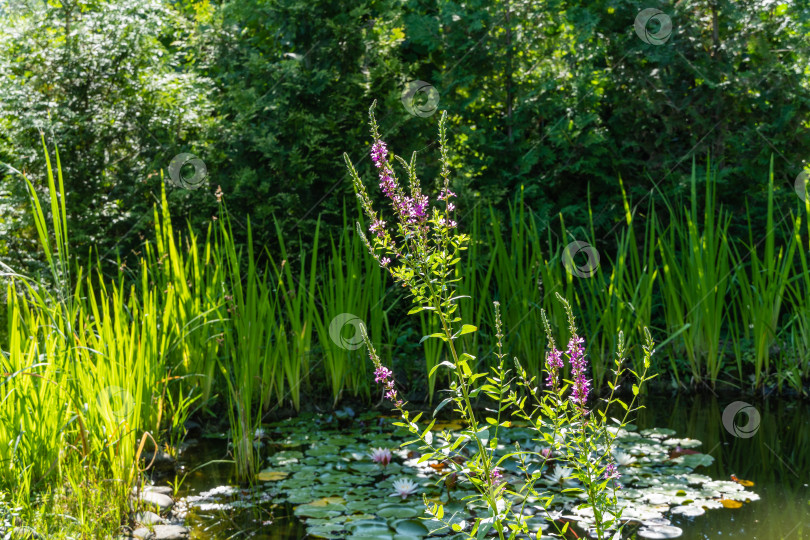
567, 335, 589, 411
345, 102, 655, 540
520, 293, 656, 539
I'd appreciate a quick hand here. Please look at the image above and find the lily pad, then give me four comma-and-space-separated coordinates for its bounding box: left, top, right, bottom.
393, 519, 429, 536
345, 519, 391, 535
638, 525, 683, 538
671, 453, 714, 468
670, 505, 706, 517
377, 505, 420, 519
350, 462, 383, 474
641, 428, 677, 438
295, 503, 346, 519
257, 470, 289, 482
307, 444, 342, 457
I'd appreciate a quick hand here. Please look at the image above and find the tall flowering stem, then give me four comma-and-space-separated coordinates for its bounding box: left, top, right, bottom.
509, 292, 655, 539
540, 310, 563, 394
567, 335, 589, 413
344, 102, 655, 540
346, 101, 507, 539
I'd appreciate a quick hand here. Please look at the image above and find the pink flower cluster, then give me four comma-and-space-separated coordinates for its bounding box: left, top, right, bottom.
374, 365, 402, 407
567, 335, 589, 410
370, 141, 430, 225
370, 140, 458, 233
545, 347, 564, 388
544, 334, 591, 413
604, 462, 620, 480
490, 469, 503, 485
437, 188, 457, 227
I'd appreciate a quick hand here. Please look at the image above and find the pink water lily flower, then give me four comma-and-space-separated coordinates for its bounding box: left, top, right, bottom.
370, 447, 392, 467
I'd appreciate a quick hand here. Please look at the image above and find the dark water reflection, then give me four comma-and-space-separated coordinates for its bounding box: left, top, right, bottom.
177, 438, 306, 539
634, 394, 810, 540
178, 395, 809, 539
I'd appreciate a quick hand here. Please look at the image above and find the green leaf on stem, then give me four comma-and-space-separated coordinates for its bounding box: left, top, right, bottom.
433, 397, 453, 417
453, 324, 478, 339
420, 332, 447, 344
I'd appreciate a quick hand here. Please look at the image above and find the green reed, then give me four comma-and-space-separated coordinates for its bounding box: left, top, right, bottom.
578, 179, 658, 387
489, 201, 544, 374
270, 219, 320, 412
142, 186, 223, 408
731, 160, 797, 389
216, 208, 277, 482
657, 161, 732, 386
0, 140, 165, 534
784, 173, 810, 395
314, 207, 391, 405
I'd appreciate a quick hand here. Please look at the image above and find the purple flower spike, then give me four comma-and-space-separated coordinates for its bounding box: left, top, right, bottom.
374, 366, 393, 384
604, 462, 620, 480
545, 347, 564, 388
567, 335, 590, 410
370, 219, 387, 238
374, 365, 403, 407
371, 141, 388, 168
380, 172, 396, 198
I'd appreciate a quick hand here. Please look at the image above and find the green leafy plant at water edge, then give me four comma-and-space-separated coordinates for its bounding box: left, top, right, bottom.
731, 158, 797, 390
0, 140, 166, 535
314, 207, 392, 406
657, 160, 731, 387
345, 102, 655, 539
576, 179, 658, 389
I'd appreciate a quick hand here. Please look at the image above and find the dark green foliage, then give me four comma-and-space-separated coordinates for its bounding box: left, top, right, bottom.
1, 0, 809, 394
3, 0, 808, 272
0, 0, 217, 273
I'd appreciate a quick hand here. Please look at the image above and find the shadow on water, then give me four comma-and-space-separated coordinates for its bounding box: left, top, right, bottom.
177, 395, 809, 539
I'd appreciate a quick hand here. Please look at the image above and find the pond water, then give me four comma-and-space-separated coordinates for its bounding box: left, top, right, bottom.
633, 394, 809, 540
174, 395, 809, 539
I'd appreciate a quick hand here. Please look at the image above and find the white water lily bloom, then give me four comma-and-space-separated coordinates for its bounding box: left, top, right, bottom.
390, 478, 419, 499
613, 450, 637, 466
552, 429, 568, 446
547, 465, 576, 486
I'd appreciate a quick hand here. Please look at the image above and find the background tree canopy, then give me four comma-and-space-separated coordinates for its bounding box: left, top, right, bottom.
1, 0, 808, 272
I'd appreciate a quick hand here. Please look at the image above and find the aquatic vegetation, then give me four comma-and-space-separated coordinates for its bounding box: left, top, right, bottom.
390, 478, 419, 499
546, 466, 576, 488
370, 448, 393, 468
244, 412, 758, 539
2, 73, 808, 540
